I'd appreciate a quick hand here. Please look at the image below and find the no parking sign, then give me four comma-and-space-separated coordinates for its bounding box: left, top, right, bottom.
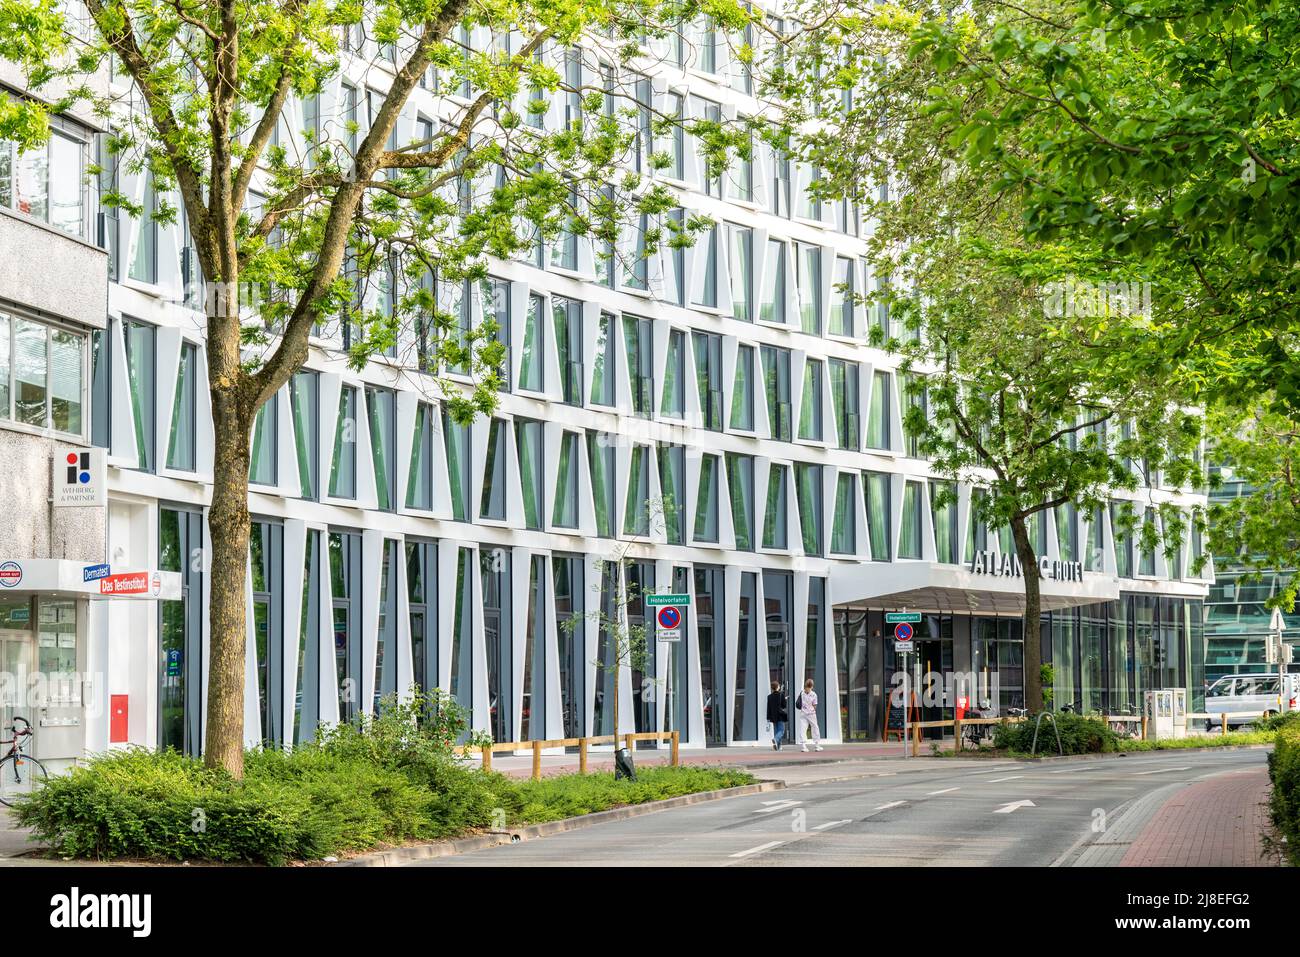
646, 593, 689, 642
894, 620, 914, 652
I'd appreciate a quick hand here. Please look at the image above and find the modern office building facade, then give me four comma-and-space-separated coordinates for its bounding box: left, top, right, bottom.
0, 16, 1211, 767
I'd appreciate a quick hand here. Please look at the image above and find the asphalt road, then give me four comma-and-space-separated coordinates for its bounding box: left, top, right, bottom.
407, 748, 1268, 867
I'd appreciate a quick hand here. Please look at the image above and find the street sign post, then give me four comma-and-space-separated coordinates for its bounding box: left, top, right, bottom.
894, 620, 914, 652
648, 594, 689, 642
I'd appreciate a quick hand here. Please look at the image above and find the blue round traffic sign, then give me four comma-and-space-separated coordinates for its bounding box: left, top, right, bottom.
657, 606, 681, 629
894, 621, 913, 641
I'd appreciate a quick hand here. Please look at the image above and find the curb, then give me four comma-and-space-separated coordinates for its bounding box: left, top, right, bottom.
336, 780, 785, 867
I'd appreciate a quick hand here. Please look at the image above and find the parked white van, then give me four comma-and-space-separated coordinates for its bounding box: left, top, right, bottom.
1204, 674, 1300, 729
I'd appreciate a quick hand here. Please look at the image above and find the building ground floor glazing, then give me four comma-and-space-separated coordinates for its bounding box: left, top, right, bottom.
142, 498, 1209, 753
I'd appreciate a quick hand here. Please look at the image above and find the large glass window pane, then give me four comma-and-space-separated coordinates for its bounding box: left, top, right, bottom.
799, 359, 823, 441
865, 471, 890, 560
519, 293, 544, 391
623, 315, 652, 417
444, 411, 471, 522
930, 480, 957, 563
899, 481, 922, 558
727, 453, 754, 551
516, 418, 543, 529
761, 346, 791, 441
588, 431, 616, 537
866, 370, 891, 449
729, 225, 752, 321
829, 256, 854, 336
693, 331, 723, 431
831, 472, 857, 554
15, 140, 48, 221
251, 396, 278, 486
129, 173, 157, 283
552, 431, 579, 528
480, 418, 507, 520
49, 133, 84, 237
590, 312, 616, 406
50, 326, 83, 435
405, 402, 432, 509
763, 464, 788, 549
730, 344, 754, 430
124, 320, 155, 470
366, 387, 395, 510
624, 444, 650, 535
166, 342, 197, 470
797, 243, 822, 336
14, 318, 48, 428
553, 296, 582, 405
328, 386, 357, 498
694, 453, 720, 543
795, 463, 823, 556
661, 329, 685, 417
658, 443, 685, 544
290, 371, 317, 499
760, 240, 787, 323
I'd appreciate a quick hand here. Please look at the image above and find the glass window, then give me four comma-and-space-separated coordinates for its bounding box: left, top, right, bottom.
691, 224, 719, 308
760, 240, 787, 324
480, 417, 507, 520
166, 341, 197, 471
694, 453, 720, 543
290, 371, 318, 499
624, 315, 653, 418
693, 331, 723, 431
661, 329, 685, 418
761, 345, 791, 441
590, 312, 616, 406
730, 344, 754, 431
763, 464, 789, 549
129, 172, 158, 283
865, 471, 890, 560
831, 473, 857, 554
728, 225, 753, 321
250, 394, 278, 486
124, 319, 155, 470
930, 480, 958, 563
49, 132, 85, 237
366, 387, 395, 510
829, 256, 855, 336
658, 443, 685, 544
727, 453, 754, 551
795, 463, 823, 556
1111, 501, 1134, 578
866, 370, 891, 450
797, 243, 822, 336
328, 386, 357, 498
444, 410, 471, 522
516, 418, 543, 530
830, 358, 859, 450
406, 402, 433, 509
1056, 502, 1078, 563
553, 296, 582, 405
480, 277, 511, 391
899, 481, 923, 559
799, 358, 823, 441
519, 293, 544, 392
552, 430, 579, 528
588, 431, 616, 537
624, 444, 651, 535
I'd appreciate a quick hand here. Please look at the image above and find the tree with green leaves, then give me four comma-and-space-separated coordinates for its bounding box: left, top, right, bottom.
771, 0, 1205, 711
1206, 400, 1300, 614
0, 0, 750, 776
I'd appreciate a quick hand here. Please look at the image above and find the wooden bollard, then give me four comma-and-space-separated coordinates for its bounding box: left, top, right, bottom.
482, 746, 492, 771
578, 737, 588, 774
532, 739, 542, 780
1222, 713, 1228, 737
671, 730, 680, 766
953, 719, 962, 753
912, 720, 920, 757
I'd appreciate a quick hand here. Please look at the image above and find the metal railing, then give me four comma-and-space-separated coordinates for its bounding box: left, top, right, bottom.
459, 731, 681, 779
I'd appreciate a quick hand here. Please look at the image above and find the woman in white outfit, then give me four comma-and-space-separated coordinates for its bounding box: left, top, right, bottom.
797, 679, 823, 751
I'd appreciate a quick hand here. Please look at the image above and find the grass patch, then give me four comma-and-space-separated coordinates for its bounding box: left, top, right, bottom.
1114, 731, 1275, 751
510, 765, 755, 823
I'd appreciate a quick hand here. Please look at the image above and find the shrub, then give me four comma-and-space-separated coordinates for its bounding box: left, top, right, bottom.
508, 766, 755, 823
1269, 722, 1300, 865
1255, 710, 1300, 733
991, 711, 1119, 755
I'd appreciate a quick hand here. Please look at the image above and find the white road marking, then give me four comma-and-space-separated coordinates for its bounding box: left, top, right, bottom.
970, 767, 1020, 774
927, 787, 961, 795
813, 819, 852, 831
1134, 766, 1192, 776
753, 799, 803, 814
987, 775, 1024, 783
1048, 767, 1098, 773
993, 800, 1036, 814
874, 801, 908, 811
731, 841, 786, 859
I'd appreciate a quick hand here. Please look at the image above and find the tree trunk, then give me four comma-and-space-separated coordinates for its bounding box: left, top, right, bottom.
1011, 515, 1044, 712
204, 389, 253, 777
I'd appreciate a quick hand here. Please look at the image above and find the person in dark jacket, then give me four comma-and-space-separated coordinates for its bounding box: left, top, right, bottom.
766, 681, 788, 750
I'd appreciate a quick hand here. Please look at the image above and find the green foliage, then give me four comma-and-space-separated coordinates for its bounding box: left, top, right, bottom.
1118, 730, 1274, 751
991, 712, 1119, 755
14, 692, 752, 862
1254, 710, 1300, 733
1270, 722, 1300, 865
509, 765, 755, 823
1039, 664, 1055, 709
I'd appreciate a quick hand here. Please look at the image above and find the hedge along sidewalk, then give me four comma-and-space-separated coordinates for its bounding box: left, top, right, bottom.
338, 780, 785, 867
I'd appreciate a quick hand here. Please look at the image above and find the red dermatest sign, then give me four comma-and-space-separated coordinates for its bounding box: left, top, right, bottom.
100, 572, 151, 595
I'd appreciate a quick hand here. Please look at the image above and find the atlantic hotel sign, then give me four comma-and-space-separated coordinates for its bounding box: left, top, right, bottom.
968, 550, 1085, 583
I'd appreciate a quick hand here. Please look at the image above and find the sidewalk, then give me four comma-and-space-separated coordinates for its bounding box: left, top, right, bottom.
1120, 767, 1280, 867
484, 739, 920, 778
0, 807, 42, 861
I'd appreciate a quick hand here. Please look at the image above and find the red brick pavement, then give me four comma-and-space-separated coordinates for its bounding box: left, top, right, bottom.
1121, 768, 1279, 867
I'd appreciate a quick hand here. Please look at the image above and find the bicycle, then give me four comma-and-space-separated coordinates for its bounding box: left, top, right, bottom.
0, 717, 48, 806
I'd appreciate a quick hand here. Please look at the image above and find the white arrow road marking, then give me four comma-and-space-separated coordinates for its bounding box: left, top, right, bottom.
993, 800, 1036, 814
927, 787, 960, 795
753, 799, 803, 814
731, 841, 786, 859
874, 801, 908, 811
987, 775, 1024, 783
1134, 766, 1192, 775
813, 819, 852, 831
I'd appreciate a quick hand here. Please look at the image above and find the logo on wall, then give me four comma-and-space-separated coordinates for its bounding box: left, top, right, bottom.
53, 448, 106, 507
0, 562, 21, 588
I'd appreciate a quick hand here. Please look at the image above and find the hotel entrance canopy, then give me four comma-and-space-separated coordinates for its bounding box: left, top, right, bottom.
829, 561, 1208, 616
